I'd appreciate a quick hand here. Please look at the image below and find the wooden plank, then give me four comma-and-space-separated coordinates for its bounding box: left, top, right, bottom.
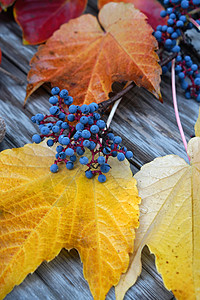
0, 1, 198, 299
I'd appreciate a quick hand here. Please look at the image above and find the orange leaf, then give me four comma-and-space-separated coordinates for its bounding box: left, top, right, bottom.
25, 2, 161, 105
98, 0, 167, 30
0, 141, 140, 300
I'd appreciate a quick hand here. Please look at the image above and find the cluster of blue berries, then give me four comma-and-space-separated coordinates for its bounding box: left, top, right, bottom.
154, 0, 200, 101
31, 87, 133, 183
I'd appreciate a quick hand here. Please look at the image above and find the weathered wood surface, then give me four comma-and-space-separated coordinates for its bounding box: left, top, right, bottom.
0, 1, 199, 299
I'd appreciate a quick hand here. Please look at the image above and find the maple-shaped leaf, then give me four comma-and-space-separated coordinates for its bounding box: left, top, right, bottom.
13, 0, 87, 45
0, 141, 140, 300
0, 0, 15, 10
25, 2, 161, 105
195, 108, 200, 137
98, 0, 167, 30
115, 137, 200, 300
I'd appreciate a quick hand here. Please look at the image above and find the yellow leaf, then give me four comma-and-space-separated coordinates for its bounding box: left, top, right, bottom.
0, 141, 140, 300
195, 108, 200, 137
116, 137, 200, 300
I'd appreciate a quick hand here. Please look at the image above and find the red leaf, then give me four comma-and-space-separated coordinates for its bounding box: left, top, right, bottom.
98, 0, 167, 30
0, 0, 15, 10
13, 0, 88, 45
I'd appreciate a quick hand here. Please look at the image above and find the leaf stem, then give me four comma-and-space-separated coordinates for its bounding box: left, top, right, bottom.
188, 17, 200, 31
171, 59, 190, 162
106, 98, 122, 129
99, 81, 136, 111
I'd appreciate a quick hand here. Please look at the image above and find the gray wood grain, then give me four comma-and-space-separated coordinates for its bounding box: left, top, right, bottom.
0, 1, 198, 299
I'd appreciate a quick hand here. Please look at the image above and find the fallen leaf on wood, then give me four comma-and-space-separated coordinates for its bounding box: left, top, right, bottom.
0, 0, 15, 10
13, 0, 87, 45
195, 108, 200, 137
98, 0, 167, 30
116, 137, 200, 300
25, 2, 161, 105
0, 141, 140, 300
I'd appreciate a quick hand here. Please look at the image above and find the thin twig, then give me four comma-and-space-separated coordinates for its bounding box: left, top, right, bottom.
171, 59, 190, 162
99, 81, 136, 111
160, 53, 177, 67
0, 67, 24, 85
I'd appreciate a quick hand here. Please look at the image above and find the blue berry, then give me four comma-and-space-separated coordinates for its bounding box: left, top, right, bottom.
82, 130, 91, 139
98, 174, 106, 183
51, 87, 60, 95
50, 164, 58, 173
97, 156, 106, 165
58, 134, 65, 144
85, 170, 94, 179
96, 120, 106, 129
103, 147, 111, 155
88, 116, 94, 125
47, 139, 54, 147
194, 78, 200, 86
76, 123, 84, 131
64, 96, 73, 105
100, 163, 110, 173
52, 125, 60, 133
65, 148, 74, 156
69, 105, 77, 114
70, 155, 77, 162
56, 145, 64, 153
32, 134, 41, 143
41, 126, 50, 135
66, 161, 74, 170
58, 112, 66, 120
67, 114, 75, 122
172, 45, 180, 53
88, 141, 96, 150
31, 116, 36, 123
62, 122, 69, 129
62, 137, 70, 145
181, 0, 189, 9
49, 106, 59, 115
107, 132, 115, 140
59, 152, 66, 159
79, 156, 89, 165
126, 151, 133, 159
56, 121, 63, 128
114, 136, 122, 144
80, 116, 88, 124
160, 10, 167, 18
90, 125, 99, 134
94, 113, 101, 120
35, 113, 44, 122
76, 147, 85, 156
83, 140, 91, 148
59, 89, 69, 99
81, 104, 90, 114
49, 96, 58, 104
117, 153, 125, 161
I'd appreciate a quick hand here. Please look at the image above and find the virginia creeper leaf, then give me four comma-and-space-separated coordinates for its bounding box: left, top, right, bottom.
98, 0, 167, 30
0, 0, 15, 10
0, 141, 140, 300
195, 108, 200, 137
13, 0, 87, 45
115, 137, 200, 300
25, 3, 161, 105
